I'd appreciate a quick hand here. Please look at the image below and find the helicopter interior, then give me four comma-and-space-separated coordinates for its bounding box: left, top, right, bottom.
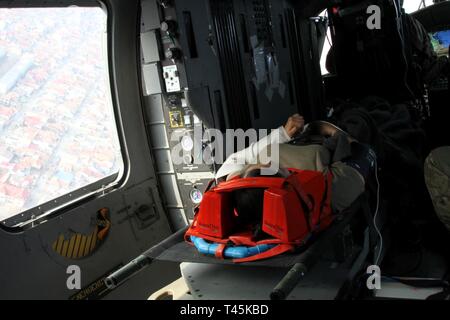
0, 0, 449, 300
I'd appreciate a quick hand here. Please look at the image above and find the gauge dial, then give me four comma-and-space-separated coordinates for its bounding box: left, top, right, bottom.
190, 188, 203, 204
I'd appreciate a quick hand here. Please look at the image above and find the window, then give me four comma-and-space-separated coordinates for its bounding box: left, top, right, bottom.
318, 10, 332, 75
403, 0, 434, 14
0, 6, 124, 224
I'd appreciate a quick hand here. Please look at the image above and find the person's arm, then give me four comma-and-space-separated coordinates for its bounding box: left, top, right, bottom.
215, 126, 290, 180
215, 114, 304, 179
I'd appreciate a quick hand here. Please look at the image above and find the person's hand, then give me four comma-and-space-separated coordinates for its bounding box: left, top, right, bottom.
284, 114, 305, 138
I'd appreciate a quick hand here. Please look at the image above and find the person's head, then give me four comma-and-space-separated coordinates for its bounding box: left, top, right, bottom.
232, 165, 287, 226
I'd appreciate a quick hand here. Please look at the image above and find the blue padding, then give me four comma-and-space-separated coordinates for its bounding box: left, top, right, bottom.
190, 236, 275, 259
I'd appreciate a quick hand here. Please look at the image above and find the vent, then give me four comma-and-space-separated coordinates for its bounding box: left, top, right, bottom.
210, 0, 252, 130
252, 0, 273, 45
249, 81, 260, 119
239, 14, 250, 53
183, 11, 198, 58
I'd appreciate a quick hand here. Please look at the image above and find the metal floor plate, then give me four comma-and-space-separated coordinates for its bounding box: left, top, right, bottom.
180, 258, 354, 300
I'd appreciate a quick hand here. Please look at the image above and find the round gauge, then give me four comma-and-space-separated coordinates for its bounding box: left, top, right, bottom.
190, 188, 203, 204
181, 135, 194, 151
183, 154, 194, 165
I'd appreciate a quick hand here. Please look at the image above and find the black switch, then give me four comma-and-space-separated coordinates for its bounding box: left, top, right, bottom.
160, 0, 173, 8
165, 47, 182, 60
161, 20, 177, 35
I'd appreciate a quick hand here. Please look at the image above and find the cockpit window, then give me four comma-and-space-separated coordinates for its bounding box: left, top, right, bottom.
0, 6, 124, 225
403, 0, 434, 13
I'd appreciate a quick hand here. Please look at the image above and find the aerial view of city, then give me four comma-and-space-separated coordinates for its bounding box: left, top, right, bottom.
0, 7, 123, 222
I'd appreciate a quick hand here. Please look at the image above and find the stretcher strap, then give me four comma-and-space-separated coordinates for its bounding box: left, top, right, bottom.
318, 172, 333, 227
233, 244, 294, 263
215, 243, 227, 259
286, 175, 314, 231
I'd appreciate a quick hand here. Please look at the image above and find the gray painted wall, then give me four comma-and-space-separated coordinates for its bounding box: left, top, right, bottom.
0, 0, 179, 300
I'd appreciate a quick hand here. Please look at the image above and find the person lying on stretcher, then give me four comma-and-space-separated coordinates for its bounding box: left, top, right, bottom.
215, 114, 377, 236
